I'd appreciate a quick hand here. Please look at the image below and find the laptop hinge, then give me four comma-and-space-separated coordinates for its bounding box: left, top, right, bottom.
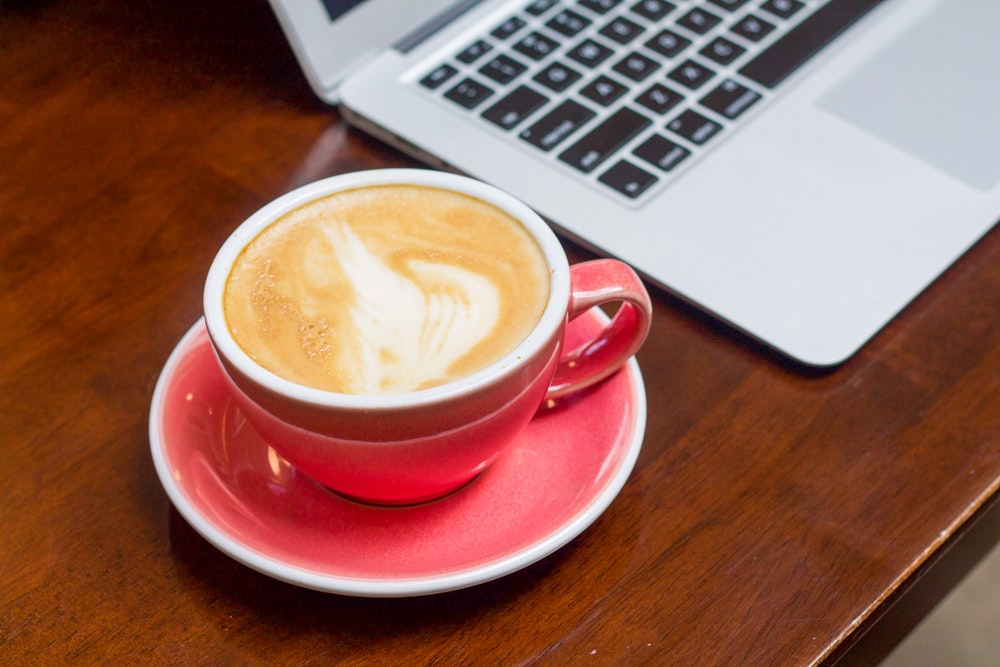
394, 0, 490, 53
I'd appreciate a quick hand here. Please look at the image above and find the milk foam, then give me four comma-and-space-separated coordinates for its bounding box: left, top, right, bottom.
319, 221, 501, 393
223, 185, 549, 394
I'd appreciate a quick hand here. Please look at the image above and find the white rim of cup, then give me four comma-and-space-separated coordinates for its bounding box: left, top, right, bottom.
203, 168, 572, 411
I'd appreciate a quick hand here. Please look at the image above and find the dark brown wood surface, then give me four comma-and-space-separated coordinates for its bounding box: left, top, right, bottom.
3, 1, 998, 664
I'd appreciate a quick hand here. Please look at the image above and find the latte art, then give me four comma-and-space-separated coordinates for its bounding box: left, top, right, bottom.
312, 220, 501, 393
224, 185, 549, 394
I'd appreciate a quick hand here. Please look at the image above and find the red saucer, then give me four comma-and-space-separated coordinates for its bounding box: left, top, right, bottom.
149, 312, 645, 597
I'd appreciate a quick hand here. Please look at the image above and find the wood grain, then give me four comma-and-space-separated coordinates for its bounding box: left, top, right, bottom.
2, 1, 998, 664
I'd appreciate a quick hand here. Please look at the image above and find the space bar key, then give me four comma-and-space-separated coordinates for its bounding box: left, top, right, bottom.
738, 0, 884, 89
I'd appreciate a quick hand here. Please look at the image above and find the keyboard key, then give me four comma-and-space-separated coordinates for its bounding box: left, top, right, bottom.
699, 36, 746, 66
560, 108, 652, 173
480, 54, 528, 84
567, 38, 615, 68
612, 52, 660, 82
706, 0, 750, 11
645, 29, 691, 58
457, 40, 492, 64
420, 64, 458, 90
548, 9, 591, 37
730, 14, 775, 42
635, 83, 683, 114
699, 78, 761, 119
580, 75, 630, 106
667, 59, 716, 89
676, 7, 721, 35
740, 0, 882, 88
526, 0, 559, 16
579, 0, 625, 14
631, 0, 676, 21
514, 31, 561, 60
444, 78, 495, 109
533, 62, 583, 92
482, 86, 549, 129
667, 109, 722, 144
761, 0, 805, 20
634, 134, 691, 172
599, 160, 658, 198
492, 16, 527, 40
520, 100, 596, 151
600, 16, 645, 44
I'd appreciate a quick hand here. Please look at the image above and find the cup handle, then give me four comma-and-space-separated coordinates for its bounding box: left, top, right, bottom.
545, 259, 652, 400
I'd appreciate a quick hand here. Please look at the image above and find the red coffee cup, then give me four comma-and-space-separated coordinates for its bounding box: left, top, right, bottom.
203, 169, 651, 504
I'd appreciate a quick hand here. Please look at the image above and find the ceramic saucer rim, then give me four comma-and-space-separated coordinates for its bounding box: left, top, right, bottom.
149, 318, 645, 597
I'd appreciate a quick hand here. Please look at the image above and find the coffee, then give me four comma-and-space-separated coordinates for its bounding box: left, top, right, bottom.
223, 184, 550, 394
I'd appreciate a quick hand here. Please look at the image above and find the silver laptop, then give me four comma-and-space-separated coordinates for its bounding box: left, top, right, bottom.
267, 0, 1000, 366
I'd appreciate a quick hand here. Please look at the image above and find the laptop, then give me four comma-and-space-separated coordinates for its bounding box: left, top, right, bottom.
266, 0, 1000, 366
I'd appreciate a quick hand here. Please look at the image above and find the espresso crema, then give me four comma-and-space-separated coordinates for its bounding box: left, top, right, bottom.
223, 185, 550, 394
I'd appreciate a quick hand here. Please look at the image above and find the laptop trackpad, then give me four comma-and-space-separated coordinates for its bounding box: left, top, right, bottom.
818, 0, 1000, 191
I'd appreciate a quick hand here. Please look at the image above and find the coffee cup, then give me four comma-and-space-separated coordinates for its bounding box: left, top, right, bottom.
203, 169, 651, 504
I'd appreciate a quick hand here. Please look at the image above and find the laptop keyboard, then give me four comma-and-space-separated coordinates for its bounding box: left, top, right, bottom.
417, 0, 881, 201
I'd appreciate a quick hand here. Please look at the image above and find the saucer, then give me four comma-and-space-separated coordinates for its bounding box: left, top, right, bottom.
149, 313, 645, 597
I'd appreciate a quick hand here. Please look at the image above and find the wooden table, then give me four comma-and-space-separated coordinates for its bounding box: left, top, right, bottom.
3, 1, 999, 664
